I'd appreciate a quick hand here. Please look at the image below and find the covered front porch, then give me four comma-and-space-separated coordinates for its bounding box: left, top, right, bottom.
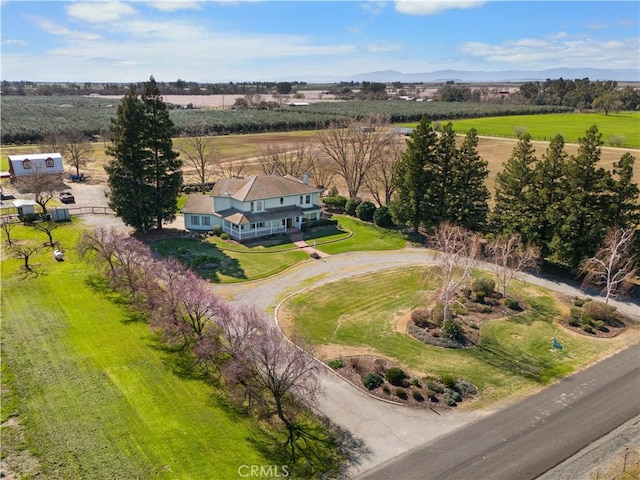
218, 205, 320, 241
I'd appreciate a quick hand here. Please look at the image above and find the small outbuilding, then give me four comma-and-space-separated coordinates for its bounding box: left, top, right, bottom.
12, 199, 37, 217
8, 153, 64, 181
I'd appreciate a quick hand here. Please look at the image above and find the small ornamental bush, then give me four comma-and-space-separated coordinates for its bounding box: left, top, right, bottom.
344, 197, 362, 216
430, 304, 452, 326
382, 385, 391, 394
593, 320, 608, 332
440, 374, 456, 389
328, 358, 344, 369
569, 306, 583, 320
395, 388, 408, 400
461, 287, 472, 299
441, 318, 463, 342
467, 302, 492, 314
362, 373, 384, 390
472, 277, 495, 294
444, 388, 463, 403
583, 301, 617, 323
474, 291, 486, 303
211, 225, 223, 236
374, 358, 387, 375
410, 378, 422, 388
568, 318, 580, 327
443, 394, 457, 407
573, 297, 587, 307
412, 391, 424, 402
220, 232, 230, 240
411, 308, 431, 328
322, 195, 347, 212
456, 379, 478, 396
581, 324, 595, 334
386, 367, 408, 386
350, 358, 363, 373
373, 205, 394, 228
504, 298, 520, 310
355, 200, 377, 222
425, 389, 437, 400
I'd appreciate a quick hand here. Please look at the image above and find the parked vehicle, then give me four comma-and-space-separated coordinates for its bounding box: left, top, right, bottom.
59, 191, 75, 204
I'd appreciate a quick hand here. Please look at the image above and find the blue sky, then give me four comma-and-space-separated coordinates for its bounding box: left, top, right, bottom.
1, 1, 638, 82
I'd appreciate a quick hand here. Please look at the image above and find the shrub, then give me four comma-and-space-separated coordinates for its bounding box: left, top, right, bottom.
573, 297, 586, 307
395, 388, 408, 400
581, 324, 595, 334
441, 319, 463, 342
444, 388, 463, 402
443, 393, 457, 407
322, 195, 347, 212
220, 232, 230, 240
504, 298, 520, 310
410, 378, 422, 388
569, 306, 583, 320
426, 380, 444, 394
411, 308, 431, 328
300, 218, 339, 232
355, 201, 376, 222
382, 385, 391, 394
472, 277, 495, 294
461, 287, 472, 299
440, 374, 456, 389
327, 358, 344, 369
326, 186, 339, 197
386, 367, 408, 386
456, 379, 478, 396
344, 197, 362, 216
467, 302, 492, 314
474, 291, 486, 303
425, 389, 437, 400
593, 320, 608, 332
362, 373, 384, 390
568, 318, 580, 327
583, 301, 617, 323
373, 205, 394, 228
349, 358, 363, 373
412, 391, 424, 402
430, 304, 452, 326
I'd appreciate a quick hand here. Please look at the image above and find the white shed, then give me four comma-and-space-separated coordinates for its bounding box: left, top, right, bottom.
13, 199, 37, 216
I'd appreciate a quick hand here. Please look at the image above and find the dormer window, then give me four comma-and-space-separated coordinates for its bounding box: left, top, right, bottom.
45, 157, 54, 167
23, 159, 31, 169
250, 200, 263, 212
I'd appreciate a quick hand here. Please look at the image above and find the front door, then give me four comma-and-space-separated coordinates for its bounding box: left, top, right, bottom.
286, 218, 293, 228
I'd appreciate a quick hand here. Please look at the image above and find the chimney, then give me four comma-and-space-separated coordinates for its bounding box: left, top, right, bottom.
302, 172, 309, 185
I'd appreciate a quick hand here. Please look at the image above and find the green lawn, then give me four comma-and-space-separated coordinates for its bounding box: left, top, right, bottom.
317, 216, 408, 255
436, 112, 640, 147
284, 267, 632, 407
1, 222, 268, 479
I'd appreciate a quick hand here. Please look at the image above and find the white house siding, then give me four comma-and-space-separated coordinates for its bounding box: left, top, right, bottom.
8, 153, 64, 178
184, 214, 218, 230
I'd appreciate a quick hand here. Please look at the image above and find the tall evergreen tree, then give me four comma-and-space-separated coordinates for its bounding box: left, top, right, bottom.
105, 77, 182, 233
449, 128, 490, 231
491, 134, 538, 242
390, 116, 438, 232
429, 122, 457, 226
550, 125, 610, 267
529, 134, 567, 256
609, 152, 640, 229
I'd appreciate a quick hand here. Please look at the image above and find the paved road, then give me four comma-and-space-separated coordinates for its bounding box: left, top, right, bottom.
360, 344, 640, 480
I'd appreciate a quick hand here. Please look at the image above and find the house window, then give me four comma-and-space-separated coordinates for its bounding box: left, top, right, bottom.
256, 200, 262, 211
280, 197, 284, 205
305, 194, 311, 204
202, 216, 210, 226
257, 222, 264, 228
45, 157, 54, 167
23, 159, 31, 169
191, 215, 200, 226
299, 196, 303, 204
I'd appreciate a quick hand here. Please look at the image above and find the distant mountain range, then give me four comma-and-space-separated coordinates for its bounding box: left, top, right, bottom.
306, 68, 639, 83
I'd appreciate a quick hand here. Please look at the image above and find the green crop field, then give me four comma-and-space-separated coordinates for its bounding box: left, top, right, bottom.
429, 112, 640, 147
1, 222, 267, 479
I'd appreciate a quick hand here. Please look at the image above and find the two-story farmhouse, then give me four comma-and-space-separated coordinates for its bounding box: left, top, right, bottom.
8, 153, 64, 181
182, 174, 323, 240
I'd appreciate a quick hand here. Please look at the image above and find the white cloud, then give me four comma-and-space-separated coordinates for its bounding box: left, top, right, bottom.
459, 33, 640, 70
395, 1, 485, 16
360, 1, 386, 16
147, 1, 202, 12
36, 18, 103, 41
66, 1, 137, 23
2, 39, 27, 46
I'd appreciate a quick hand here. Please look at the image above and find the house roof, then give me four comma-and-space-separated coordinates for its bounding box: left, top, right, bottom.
211, 175, 321, 202
8, 153, 63, 162
215, 205, 317, 225
182, 194, 213, 214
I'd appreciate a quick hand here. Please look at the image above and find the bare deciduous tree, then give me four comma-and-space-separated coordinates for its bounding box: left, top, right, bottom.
258, 142, 316, 179
62, 129, 92, 176
10, 242, 41, 272
430, 223, 480, 322
580, 228, 637, 304
33, 220, 61, 247
1, 219, 17, 246
15, 169, 64, 214
77, 227, 125, 273
179, 136, 219, 191
315, 116, 396, 198
306, 153, 337, 191
217, 159, 247, 179
485, 233, 540, 298
363, 136, 403, 206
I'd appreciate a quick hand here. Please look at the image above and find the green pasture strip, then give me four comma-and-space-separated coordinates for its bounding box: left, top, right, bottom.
1, 223, 266, 479
285, 267, 625, 407
425, 112, 640, 147
151, 237, 309, 283
317, 216, 407, 254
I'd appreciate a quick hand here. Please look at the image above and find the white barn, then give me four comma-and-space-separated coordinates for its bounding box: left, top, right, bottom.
8, 153, 64, 181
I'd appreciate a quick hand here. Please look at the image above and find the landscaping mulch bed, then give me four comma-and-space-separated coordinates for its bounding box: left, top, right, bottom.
327, 355, 476, 409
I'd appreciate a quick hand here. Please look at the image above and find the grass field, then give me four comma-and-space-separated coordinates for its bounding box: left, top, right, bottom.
1, 222, 268, 479
282, 267, 637, 408
438, 112, 640, 147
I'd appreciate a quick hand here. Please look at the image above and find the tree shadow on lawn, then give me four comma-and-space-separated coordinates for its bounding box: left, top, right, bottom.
150, 238, 246, 283
470, 336, 557, 383
84, 274, 148, 324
